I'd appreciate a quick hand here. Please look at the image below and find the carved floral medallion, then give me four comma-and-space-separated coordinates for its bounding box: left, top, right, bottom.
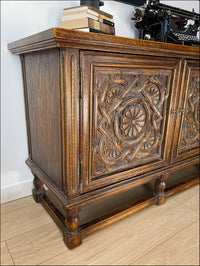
92, 70, 171, 177
120, 104, 146, 138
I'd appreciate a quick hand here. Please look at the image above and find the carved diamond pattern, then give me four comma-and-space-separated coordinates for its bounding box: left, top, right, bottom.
92, 72, 170, 176
179, 71, 200, 152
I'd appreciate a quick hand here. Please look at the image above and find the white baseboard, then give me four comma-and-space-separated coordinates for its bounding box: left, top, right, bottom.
1, 179, 33, 204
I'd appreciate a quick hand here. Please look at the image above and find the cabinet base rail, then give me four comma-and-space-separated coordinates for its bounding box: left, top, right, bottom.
35, 175, 199, 249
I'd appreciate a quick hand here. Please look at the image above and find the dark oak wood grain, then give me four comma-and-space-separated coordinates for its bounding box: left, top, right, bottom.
24, 49, 63, 189
8, 28, 200, 249
80, 51, 181, 192
8, 28, 199, 58
60, 48, 80, 197
172, 60, 200, 163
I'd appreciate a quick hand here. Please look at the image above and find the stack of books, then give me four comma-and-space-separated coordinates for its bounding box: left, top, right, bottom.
61, 5, 115, 35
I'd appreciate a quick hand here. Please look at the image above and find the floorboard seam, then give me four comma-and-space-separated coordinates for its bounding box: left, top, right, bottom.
170, 187, 199, 215
37, 250, 68, 266
1, 201, 46, 216
5, 241, 15, 266
130, 218, 199, 265
3, 221, 54, 243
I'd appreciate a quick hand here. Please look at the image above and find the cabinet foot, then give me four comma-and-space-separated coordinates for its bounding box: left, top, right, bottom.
63, 207, 82, 249
63, 229, 82, 249
155, 175, 167, 205
32, 175, 44, 203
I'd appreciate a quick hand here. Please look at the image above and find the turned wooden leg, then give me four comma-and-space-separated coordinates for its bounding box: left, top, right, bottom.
63, 207, 82, 249
32, 175, 44, 203
155, 175, 167, 206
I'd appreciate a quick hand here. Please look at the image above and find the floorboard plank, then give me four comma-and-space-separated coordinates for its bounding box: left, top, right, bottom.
1, 196, 34, 215
1, 242, 14, 265
39, 198, 198, 265
131, 219, 199, 265
171, 185, 199, 214
1, 198, 52, 242
6, 223, 66, 266
1, 185, 199, 265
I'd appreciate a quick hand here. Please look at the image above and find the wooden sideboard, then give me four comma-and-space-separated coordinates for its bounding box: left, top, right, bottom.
8, 28, 199, 249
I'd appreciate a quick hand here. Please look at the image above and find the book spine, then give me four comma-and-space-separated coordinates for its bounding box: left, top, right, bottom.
89, 29, 113, 35
98, 18, 114, 27
87, 9, 114, 22
62, 13, 98, 22
74, 28, 113, 35
62, 14, 114, 27
62, 18, 89, 29
88, 6, 113, 19
62, 6, 114, 21
63, 6, 88, 12
62, 10, 87, 17
88, 19, 115, 35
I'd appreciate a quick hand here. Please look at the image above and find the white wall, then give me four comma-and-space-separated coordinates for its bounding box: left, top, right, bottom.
1, 0, 199, 203
1, 1, 81, 203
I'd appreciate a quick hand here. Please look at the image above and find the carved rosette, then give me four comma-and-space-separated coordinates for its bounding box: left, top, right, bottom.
145, 82, 161, 105
120, 104, 146, 138
93, 72, 170, 175
103, 140, 120, 159
179, 72, 200, 152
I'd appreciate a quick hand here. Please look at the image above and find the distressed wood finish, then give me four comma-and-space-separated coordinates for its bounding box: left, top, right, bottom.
8, 28, 199, 58
23, 49, 63, 189
155, 173, 167, 206
172, 60, 200, 162
8, 28, 200, 249
80, 51, 181, 192
32, 175, 45, 203
60, 48, 80, 197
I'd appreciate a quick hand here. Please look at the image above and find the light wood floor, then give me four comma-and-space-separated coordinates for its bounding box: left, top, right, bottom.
1, 185, 199, 265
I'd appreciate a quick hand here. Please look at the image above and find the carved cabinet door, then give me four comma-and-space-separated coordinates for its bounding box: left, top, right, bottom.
80, 51, 181, 192
171, 60, 200, 163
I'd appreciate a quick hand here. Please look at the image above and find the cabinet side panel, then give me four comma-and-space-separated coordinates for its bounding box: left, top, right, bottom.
24, 49, 62, 190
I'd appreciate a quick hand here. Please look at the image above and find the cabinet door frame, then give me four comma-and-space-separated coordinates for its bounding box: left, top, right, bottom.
171, 60, 200, 163
80, 51, 181, 193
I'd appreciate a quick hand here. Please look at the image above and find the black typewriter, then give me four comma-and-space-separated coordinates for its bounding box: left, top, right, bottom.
132, 0, 200, 46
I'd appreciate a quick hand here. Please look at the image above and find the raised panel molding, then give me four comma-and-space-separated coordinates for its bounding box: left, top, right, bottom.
80, 52, 181, 191
179, 69, 200, 153
92, 70, 171, 178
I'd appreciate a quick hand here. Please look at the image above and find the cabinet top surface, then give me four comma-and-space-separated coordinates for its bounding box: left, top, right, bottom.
8, 27, 200, 58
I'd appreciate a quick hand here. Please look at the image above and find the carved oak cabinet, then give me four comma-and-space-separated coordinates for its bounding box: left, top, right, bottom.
8, 28, 199, 249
